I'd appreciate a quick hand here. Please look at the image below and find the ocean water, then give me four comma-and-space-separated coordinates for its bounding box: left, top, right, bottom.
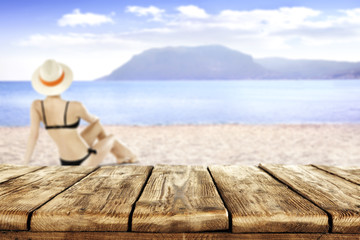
1, 80, 360, 126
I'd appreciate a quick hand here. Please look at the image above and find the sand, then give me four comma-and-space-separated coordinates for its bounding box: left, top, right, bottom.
0, 124, 360, 166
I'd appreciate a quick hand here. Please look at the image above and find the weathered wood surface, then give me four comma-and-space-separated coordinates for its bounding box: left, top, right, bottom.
0, 164, 43, 184
31, 166, 153, 232
260, 164, 360, 233
314, 165, 360, 185
0, 163, 360, 237
1, 231, 360, 240
132, 165, 229, 232
209, 165, 328, 233
0, 166, 96, 230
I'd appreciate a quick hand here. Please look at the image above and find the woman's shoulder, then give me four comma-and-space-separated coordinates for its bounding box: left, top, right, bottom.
30, 100, 43, 114
69, 100, 85, 108
31, 99, 42, 108
68, 101, 89, 113
32, 99, 42, 104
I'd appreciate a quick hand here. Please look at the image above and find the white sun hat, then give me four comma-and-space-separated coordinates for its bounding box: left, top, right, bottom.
31, 59, 73, 96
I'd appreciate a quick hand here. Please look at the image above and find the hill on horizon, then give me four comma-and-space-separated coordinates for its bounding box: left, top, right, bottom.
98, 45, 360, 80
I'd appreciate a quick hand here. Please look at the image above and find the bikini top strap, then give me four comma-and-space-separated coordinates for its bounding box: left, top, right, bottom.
40, 100, 48, 127
64, 101, 70, 125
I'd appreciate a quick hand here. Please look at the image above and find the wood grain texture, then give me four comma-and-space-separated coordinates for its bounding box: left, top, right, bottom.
0, 164, 43, 184
313, 165, 360, 185
208, 165, 328, 233
31, 166, 153, 232
3, 231, 360, 240
132, 165, 229, 232
260, 164, 360, 233
0, 166, 96, 230
319, 234, 360, 240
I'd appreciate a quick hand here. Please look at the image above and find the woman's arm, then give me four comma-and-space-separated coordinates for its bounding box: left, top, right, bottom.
75, 101, 99, 123
24, 101, 41, 165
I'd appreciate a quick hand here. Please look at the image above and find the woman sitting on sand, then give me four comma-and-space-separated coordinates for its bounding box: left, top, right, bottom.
24, 59, 137, 166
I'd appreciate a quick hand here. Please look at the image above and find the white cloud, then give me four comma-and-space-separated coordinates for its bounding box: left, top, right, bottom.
165, 7, 322, 33
129, 5, 327, 35
177, 5, 209, 19
126, 6, 165, 21
337, 8, 360, 26
216, 7, 321, 31
58, 9, 114, 27
10, 5, 360, 80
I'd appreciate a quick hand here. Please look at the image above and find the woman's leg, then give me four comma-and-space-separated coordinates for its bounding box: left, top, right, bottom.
112, 139, 138, 164
80, 119, 107, 146
81, 135, 115, 167
81, 120, 136, 162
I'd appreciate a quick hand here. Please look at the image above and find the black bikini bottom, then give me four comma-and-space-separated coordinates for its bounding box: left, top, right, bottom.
60, 148, 97, 166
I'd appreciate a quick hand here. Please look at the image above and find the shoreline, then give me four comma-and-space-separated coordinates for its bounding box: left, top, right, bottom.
1, 124, 360, 166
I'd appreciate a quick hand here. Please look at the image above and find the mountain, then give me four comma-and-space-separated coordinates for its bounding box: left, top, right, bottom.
98, 45, 360, 80
254, 58, 360, 79
98, 45, 270, 80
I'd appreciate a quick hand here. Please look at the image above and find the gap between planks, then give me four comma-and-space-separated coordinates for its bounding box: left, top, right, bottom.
209, 165, 329, 233
207, 166, 233, 232
29, 165, 154, 232
27, 167, 100, 231
131, 165, 229, 233
127, 166, 154, 232
0, 165, 46, 185
311, 165, 360, 186
258, 164, 333, 233
260, 164, 360, 233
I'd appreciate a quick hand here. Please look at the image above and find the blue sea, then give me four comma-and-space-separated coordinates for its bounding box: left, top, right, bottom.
1, 80, 360, 126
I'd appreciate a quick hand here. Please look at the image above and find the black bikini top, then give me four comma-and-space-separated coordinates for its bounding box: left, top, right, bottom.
41, 101, 80, 130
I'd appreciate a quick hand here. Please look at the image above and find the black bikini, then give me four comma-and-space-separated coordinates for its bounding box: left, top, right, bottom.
41, 101, 80, 129
41, 101, 97, 165
60, 148, 97, 166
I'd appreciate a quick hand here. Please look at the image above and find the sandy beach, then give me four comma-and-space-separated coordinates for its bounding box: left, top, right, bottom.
1, 124, 360, 166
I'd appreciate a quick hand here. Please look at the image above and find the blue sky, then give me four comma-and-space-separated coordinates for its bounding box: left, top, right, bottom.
1, 0, 360, 80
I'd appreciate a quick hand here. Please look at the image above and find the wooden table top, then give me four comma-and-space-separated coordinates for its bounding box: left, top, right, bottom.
0, 164, 359, 240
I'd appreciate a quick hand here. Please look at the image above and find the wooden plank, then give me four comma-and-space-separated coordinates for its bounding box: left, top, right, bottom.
320, 234, 360, 240
0, 164, 43, 184
313, 165, 360, 185
0, 166, 97, 197
31, 166, 153, 232
0, 166, 96, 230
208, 165, 328, 233
260, 164, 360, 234
132, 165, 229, 232
3, 231, 360, 240
37, 165, 99, 174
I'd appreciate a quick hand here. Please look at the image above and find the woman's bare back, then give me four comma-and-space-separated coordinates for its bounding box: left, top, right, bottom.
34, 96, 89, 160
